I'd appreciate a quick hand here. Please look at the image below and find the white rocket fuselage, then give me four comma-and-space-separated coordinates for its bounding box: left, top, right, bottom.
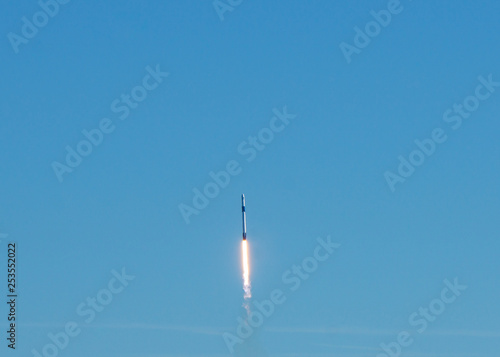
242, 194, 247, 240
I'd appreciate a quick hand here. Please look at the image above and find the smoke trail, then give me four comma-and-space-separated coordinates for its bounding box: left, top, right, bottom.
241, 240, 252, 314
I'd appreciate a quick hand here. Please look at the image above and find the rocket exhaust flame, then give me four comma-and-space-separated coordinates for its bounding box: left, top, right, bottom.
242, 240, 251, 298
242, 239, 252, 313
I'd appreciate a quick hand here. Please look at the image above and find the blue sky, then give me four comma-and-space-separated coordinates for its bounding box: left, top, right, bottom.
0, 0, 499, 356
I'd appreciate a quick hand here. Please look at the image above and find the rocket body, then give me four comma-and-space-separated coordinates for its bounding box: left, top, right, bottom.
242, 194, 247, 240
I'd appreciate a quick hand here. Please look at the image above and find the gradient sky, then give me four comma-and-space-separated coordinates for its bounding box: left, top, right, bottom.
1, 1, 499, 356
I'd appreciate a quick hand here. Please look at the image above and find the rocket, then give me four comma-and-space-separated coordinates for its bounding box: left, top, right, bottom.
242, 194, 247, 240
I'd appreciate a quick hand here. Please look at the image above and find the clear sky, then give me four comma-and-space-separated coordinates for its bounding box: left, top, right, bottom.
0, 1, 499, 356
